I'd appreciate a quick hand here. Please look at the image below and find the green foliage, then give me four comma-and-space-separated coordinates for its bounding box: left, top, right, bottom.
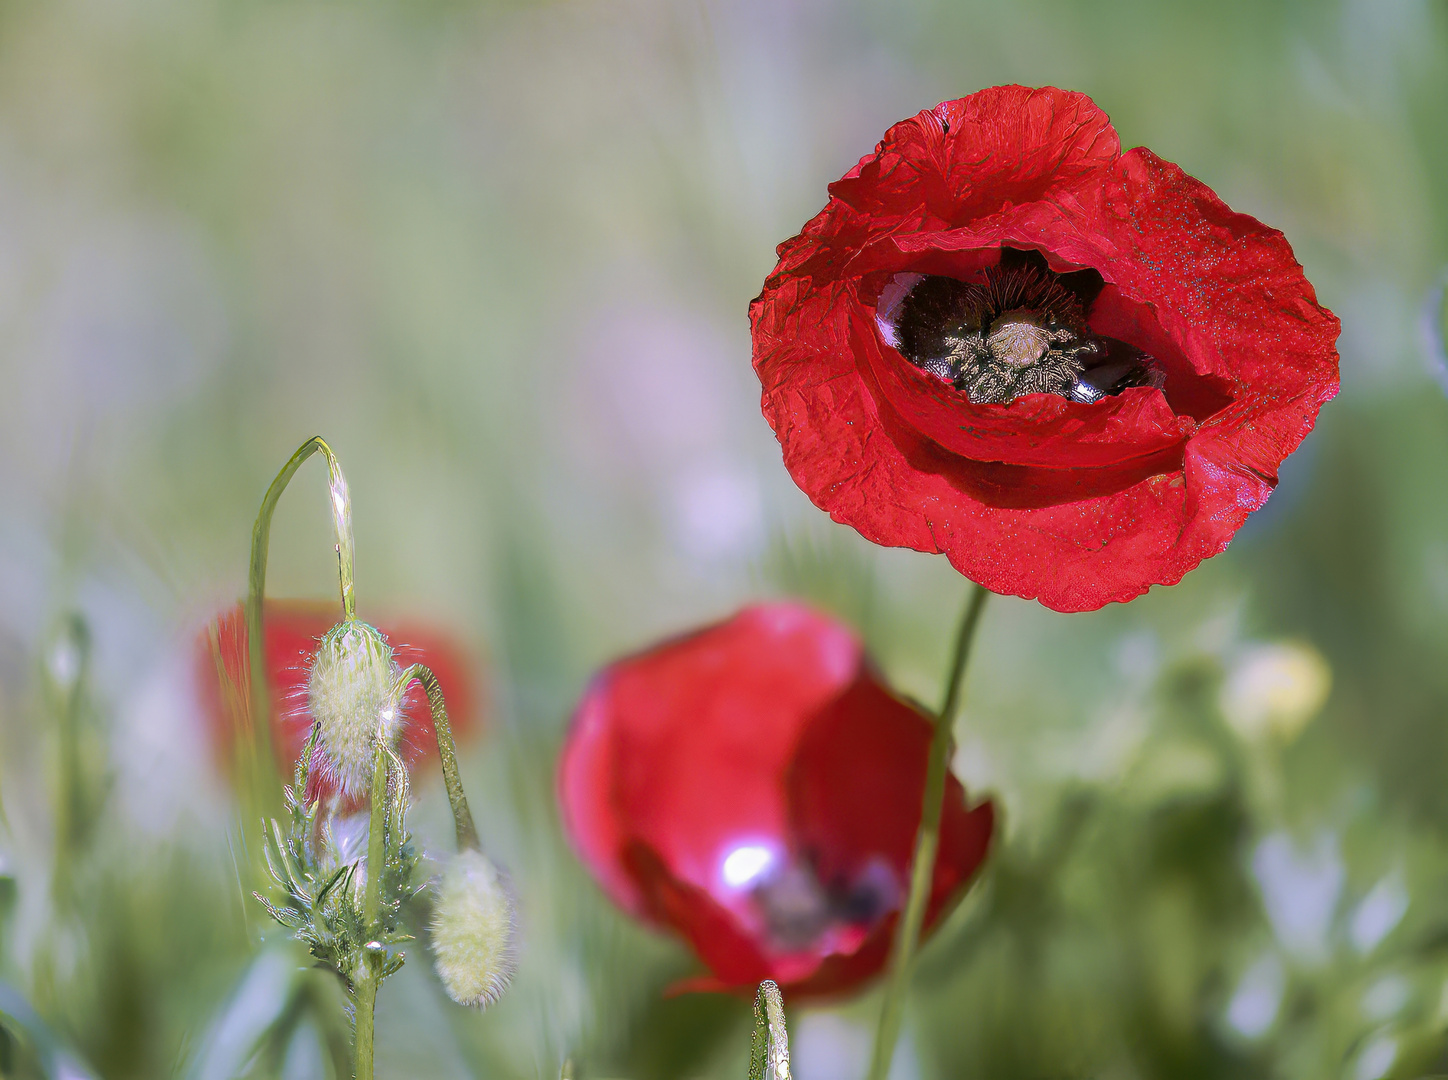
0, 0, 1446, 1077
257, 729, 420, 996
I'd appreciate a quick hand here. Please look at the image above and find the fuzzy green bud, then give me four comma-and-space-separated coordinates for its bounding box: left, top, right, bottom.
430, 848, 517, 1008
307, 620, 400, 796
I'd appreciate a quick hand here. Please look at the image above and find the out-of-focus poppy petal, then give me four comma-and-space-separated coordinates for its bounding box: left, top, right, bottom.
557, 602, 993, 999
788, 675, 994, 929
196, 599, 481, 804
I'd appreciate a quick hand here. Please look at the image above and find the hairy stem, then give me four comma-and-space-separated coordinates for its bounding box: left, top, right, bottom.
354, 725, 390, 1080
245, 436, 355, 819
397, 663, 479, 852
362, 731, 388, 929
353, 953, 379, 1080
866, 582, 989, 1080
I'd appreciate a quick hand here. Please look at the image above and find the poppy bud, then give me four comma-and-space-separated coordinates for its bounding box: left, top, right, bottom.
308, 620, 401, 796
430, 848, 517, 1008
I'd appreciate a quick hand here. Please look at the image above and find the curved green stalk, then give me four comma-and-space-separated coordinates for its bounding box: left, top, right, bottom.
396, 663, 479, 852
749, 980, 791, 1080
866, 582, 989, 1080
244, 436, 355, 817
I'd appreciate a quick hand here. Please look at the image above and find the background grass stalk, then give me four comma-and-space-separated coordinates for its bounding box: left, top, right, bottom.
46, 614, 90, 905
866, 582, 989, 1080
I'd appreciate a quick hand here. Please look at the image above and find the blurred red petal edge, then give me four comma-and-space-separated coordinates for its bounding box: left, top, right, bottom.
558, 601, 995, 1000
195, 599, 484, 794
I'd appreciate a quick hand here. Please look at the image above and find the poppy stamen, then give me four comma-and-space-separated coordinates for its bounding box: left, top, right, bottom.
889, 259, 1163, 405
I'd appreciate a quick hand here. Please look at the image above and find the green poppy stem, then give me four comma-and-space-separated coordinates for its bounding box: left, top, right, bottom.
354, 724, 390, 1080
865, 581, 989, 1080
396, 663, 479, 853
244, 436, 355, 820
353, 957, 379, 1080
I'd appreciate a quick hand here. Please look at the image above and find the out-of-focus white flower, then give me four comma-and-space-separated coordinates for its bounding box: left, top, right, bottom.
1352, 1032, 1397, 1080
1225, 952, 1284, 1039
791, 1011, 918, 1080
1252, 831, 1343, 963
1351, 874, 1410, 955
430, 848, 517, 1009
1220, 641, 1331, 744
1361, 975, 1411, 1022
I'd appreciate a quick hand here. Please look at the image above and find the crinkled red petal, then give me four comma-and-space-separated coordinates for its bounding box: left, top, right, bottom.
751, 85, 1340, 612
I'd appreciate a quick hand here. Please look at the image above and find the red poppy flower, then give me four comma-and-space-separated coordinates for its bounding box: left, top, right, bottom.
557, 602, 993, 998
197, 600, 481, 805
750, 85, 1340, 612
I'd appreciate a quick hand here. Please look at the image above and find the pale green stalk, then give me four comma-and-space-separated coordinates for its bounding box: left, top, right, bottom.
866, 582, 989, 1080
396, 663, 479, 852
353, 966, 379, 1080
353, 725, 390, 1080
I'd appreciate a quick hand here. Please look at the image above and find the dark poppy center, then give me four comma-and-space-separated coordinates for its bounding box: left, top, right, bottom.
748, 852, 900, 951
884, 248, 1164, 405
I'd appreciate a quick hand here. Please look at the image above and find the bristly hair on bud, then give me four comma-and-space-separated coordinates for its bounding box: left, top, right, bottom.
308, 620, 401, 797
430, 848, 518, 1008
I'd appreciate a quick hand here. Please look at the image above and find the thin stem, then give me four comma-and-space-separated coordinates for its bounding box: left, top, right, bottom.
46, 614, 90, 906
353, 956, 379, 1080
866, 581, 989, 1080
354, 725, 390, 1080
244, 436, 355, 818
397, 663, 479, 852
362, 731, 389, 928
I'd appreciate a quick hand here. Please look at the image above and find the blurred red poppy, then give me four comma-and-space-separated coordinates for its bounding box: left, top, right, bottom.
558, 602, 993, 998
198, 600, 481, 805
750, 85, 1340, 612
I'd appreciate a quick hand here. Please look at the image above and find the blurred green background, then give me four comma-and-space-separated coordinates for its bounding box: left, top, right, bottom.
1, 0, 1447, 1077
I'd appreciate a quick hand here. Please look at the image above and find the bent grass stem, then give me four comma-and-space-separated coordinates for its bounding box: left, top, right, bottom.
866, 582, 989, 1080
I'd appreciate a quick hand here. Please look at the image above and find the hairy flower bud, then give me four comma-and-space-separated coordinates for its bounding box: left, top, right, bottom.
430, 848, 517, 1008
307, 620, 401, 795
